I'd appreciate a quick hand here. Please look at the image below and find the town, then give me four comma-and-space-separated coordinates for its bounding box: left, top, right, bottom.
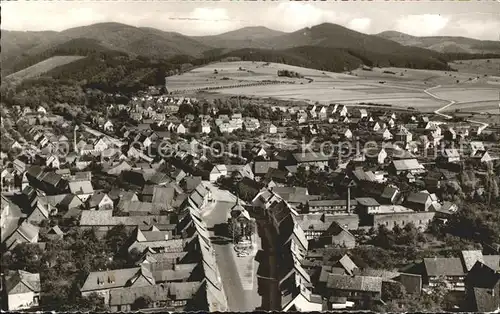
1, 80, 499, 312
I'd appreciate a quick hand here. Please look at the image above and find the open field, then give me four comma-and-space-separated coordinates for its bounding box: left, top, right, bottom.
173, 61, 498, 112
4, 56, 85, 83
449, 59, 500, 76
442, 100, 500, 114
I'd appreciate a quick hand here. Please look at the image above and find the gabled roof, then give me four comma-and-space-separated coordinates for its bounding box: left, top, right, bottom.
391, 159, 424, 171
87, 192, 111, 208
254, 161, 279, 175
423, 257, 466, 277
81, 266, 153, 292
292, 152, 331, 163
5, 270, 41, 294
337, 255, 358, 276
406, 191, 431, 204
326, 274, 382, 292
69, 180, 94, 195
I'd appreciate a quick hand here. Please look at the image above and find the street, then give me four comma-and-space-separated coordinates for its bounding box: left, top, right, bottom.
201, 191, 262, 312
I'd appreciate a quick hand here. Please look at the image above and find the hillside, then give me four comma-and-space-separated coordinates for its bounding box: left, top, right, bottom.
5, 22, 500, 80
1, 22, 212, 76
377, 31, 500, 54
5, 56, 85, 84
194, 26, 285, 50
197, 23, 451, 70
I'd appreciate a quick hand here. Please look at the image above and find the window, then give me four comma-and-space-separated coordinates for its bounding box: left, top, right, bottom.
33, 296, 39, 305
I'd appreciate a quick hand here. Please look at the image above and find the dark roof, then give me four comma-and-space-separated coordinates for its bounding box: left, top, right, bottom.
356, 197, 380, 207
292, 152, 331, 163
423, 257, 466, 277
254, 161, 279, 175
326, 274, 382, 292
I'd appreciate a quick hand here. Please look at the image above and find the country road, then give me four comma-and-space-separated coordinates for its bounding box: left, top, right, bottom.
425, 85, 490, 132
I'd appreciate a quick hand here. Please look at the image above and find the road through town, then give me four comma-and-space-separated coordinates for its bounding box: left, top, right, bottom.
201, 190, 262, 312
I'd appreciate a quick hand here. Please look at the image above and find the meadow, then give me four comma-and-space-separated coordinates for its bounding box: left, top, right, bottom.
170, 61, 499, 113
5, 56, 85, 84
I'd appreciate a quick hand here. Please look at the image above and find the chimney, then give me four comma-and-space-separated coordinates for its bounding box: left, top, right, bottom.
347, 185, 351, 214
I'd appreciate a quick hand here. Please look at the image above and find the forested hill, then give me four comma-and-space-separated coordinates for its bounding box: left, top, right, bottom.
377, 31, 500, 54
3, 21, 500, 93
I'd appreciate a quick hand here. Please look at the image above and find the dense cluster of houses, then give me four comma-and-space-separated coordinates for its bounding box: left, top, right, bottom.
1, 91, 499, 312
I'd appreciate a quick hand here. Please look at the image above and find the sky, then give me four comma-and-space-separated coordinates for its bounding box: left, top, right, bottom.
3, 1, 500, 40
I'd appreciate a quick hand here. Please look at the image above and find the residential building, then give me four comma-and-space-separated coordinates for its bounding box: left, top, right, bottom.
4, 270, 41, 310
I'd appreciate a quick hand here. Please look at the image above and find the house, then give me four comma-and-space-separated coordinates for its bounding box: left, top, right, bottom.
3, 221, 40, 250
405, 191, 435, 211
439, 148, 461, 163
464, 261, 500, 312
356, 197, 381, 214
389, 159, 425, 175
338, 105, 348, 117
108, 281, 202, 312
87, 192, 114, 210
250, 145, 268, 158
254, 161, 280, 177
291, 152, 331, 170
4, 270, 41, 310
365, 147, 387, 165
103, 120, 114, 132
93, 138, 110, 152
176, 124, 186, 134
307, 200, 357, 215
371, 209, 435, 231
201, 122, 211, 134
422, 257, 466, 291
26, 201, 51, 224
341, 129, 353, 140
268, 124, 278, 134
307, 104, 317, 118
353, 109, 368, 119
444, 128, 457, 141
45, 155, 60, 169
296, 111, 308, 124
68, 180, 94, 202
46, 225, 65, 240
318, 221, 356, 248
394, 126, 413, 143
37, 106, 46, 114
379, 186, 400, 204
469, 141, 485, 156
315, 106, 328, 120
323, 273, 382, 306
471, 150, 494, 164
80, 266, 157, 304
209, 165, 227, 182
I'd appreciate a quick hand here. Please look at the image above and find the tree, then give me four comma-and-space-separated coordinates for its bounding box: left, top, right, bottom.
3, 243, 44, 273
132, 295, 153, 310
382, 281, 406, 301
70, 293, 109, 312
372, 225, 396, 249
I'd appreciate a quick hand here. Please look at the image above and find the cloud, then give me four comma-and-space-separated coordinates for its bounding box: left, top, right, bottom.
394, 14, 450, 36
453, 18, 500, 40
348, 18, 371, 32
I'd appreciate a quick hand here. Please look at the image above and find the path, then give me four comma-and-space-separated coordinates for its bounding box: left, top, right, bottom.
424, 85, 490, 132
